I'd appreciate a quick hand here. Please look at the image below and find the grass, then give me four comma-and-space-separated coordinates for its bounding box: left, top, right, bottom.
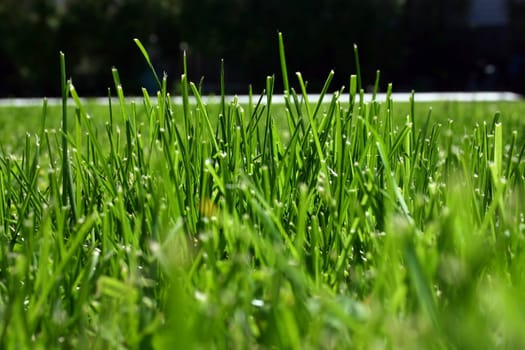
1, 33, 525, 349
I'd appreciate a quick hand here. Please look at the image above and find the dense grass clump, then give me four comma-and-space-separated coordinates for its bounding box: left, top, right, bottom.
1, 34, 525, 349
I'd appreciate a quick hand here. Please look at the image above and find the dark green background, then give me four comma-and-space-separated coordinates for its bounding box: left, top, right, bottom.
1, 0, 524, 96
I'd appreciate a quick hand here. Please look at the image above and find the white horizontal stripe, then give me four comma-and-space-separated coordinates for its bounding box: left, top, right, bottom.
0, 92, 521, 107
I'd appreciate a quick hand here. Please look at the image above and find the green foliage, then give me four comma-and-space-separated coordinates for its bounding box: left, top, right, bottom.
0, 0, 59, 95
0, 34, 525, 348
0, 0, 182, 96
3, 0, 524, 96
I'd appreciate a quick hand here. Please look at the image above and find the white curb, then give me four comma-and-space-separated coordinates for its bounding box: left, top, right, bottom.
0, 92, 521, 107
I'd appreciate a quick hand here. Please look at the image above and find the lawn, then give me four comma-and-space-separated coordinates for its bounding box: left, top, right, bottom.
1, 36, 525, 349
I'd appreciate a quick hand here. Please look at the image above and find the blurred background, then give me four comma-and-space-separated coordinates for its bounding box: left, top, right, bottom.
0, 0, 524, 97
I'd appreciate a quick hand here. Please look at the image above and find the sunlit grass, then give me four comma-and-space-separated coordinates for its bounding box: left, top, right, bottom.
0, 33, 525, 349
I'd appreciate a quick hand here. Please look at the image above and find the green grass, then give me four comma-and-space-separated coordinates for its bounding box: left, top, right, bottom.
1, 34, 525, 349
